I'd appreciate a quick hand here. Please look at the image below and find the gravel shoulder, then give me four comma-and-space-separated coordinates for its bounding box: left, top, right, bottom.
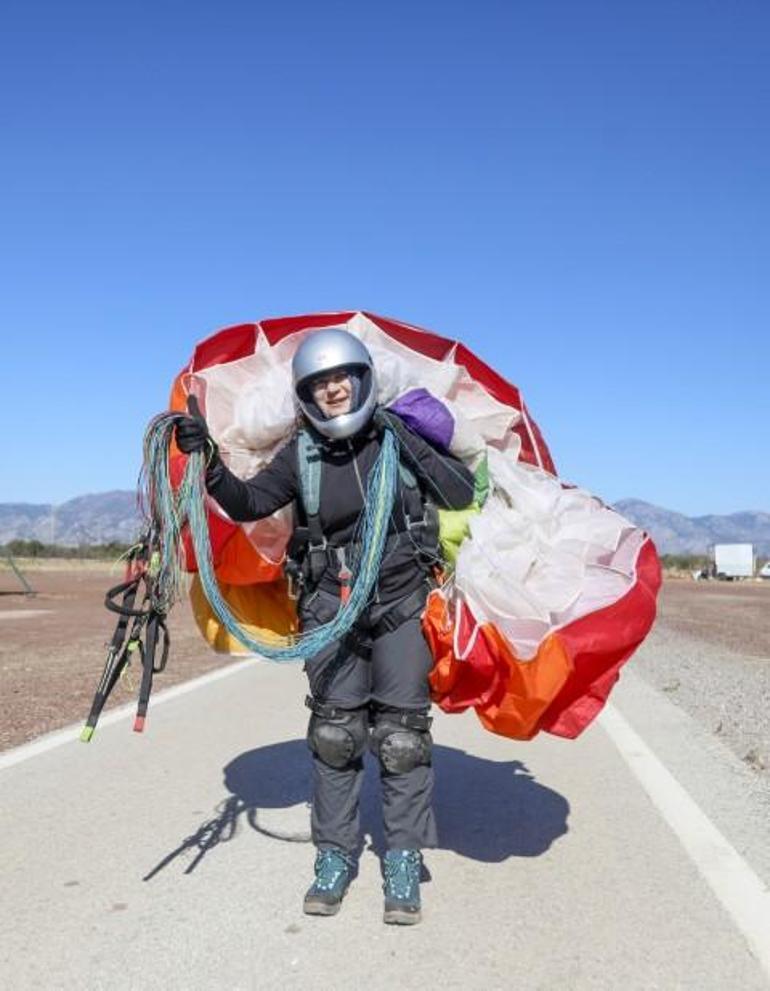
631, 579, 770, 775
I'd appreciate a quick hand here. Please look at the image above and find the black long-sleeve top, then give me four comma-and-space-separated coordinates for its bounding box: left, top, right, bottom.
206, 414, 475, 602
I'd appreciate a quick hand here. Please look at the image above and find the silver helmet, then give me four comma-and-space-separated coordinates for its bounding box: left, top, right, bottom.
292, 327, 377, 440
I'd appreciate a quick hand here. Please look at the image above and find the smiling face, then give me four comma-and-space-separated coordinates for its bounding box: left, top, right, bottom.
310, 370, 353, 418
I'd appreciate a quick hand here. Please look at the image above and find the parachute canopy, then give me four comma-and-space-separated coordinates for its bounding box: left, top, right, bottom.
169, 311, 660, 742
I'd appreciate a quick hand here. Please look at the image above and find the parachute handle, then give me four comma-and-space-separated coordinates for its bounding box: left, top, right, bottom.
104, 576, 146, 618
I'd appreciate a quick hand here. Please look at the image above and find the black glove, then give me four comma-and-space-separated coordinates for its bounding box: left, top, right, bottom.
176, 396, 218, 464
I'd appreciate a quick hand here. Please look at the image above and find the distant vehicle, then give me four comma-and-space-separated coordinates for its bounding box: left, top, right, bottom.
713, 543, 755, 579
759, 562, 770, 580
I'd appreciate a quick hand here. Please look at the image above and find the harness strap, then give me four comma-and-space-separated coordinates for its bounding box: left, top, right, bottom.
377, 708, 433, 732
305, 696, 357, 720
305, 696, 432, 732
133, 610, 170, 733
297, 430, 325, 548
290, 426, 440, 597
295, 430, 328, 587
297, 430, 323, 517
371, 583, 431, 637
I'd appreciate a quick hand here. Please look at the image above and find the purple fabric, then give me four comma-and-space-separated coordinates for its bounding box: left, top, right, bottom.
388, 388, 455, 450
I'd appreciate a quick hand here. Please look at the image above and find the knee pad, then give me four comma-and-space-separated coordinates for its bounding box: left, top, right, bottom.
370, 711, 433, 774
307, 707, 369, 770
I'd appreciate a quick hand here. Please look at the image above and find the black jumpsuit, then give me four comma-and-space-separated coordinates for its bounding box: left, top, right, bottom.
206, 416, 475, 854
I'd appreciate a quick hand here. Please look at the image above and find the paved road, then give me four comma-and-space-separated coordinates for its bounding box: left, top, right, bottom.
1, 660, 768, 990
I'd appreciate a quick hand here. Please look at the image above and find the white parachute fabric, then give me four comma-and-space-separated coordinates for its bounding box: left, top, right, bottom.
455, 449, 639, 658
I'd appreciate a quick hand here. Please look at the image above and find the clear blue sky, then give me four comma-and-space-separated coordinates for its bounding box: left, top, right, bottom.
2, 1, 768, 515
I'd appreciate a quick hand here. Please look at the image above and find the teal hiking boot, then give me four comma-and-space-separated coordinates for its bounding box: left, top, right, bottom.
303, 848, 355, 916
382, 849, 422, 925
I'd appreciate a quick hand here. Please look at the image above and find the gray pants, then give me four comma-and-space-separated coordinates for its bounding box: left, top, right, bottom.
301, 585, 437, 855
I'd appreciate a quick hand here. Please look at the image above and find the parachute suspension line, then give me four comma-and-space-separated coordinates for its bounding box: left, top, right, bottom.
141, 414, 400, 661
139, 412, 197, 614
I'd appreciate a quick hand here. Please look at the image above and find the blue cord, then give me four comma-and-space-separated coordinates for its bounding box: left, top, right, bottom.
141, 414, 399, 660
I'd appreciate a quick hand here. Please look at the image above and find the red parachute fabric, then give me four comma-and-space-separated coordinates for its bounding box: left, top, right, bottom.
536, 537, 662, 737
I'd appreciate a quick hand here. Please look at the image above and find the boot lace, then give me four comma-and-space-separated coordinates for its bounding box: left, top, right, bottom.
312, 849, 353, 892
383, 850, 421, 901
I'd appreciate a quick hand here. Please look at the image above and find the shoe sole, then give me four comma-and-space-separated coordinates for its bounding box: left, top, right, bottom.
303, 899, 342, 916
383, 907, 422, 925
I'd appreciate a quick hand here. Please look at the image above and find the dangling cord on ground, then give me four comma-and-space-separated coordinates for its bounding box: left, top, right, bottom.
141, 412, 399, 660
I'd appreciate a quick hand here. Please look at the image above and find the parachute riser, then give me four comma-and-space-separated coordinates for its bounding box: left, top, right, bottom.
81, 532, 171, 742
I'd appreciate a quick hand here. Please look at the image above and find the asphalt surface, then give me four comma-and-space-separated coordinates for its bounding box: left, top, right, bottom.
1, 659, 769, 990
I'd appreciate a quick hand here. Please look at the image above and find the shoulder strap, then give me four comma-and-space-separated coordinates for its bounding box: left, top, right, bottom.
398, 460, 425, 525
298, 426, 424, 544
297, 429, 322, 516
296, 429, 325, 548
301, 424, 417, 508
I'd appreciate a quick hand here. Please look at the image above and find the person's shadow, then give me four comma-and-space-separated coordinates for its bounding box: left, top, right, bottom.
143, 740, 569, 880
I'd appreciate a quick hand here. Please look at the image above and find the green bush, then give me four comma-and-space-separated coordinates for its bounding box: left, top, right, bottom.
659, 554, 710, 572
1, 540, 132, 560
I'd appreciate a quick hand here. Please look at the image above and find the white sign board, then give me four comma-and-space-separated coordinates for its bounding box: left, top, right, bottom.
714, 544, 754, 578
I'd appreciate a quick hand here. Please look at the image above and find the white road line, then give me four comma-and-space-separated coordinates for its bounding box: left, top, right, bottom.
0, 658, 256, 771
600, 703, 770, 979
0, 610, 53, 620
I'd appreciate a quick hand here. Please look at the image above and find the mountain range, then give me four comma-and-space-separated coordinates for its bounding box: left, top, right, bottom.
1, 491, 769, 557
0, 492, 141, 547
612, 500, 770, 557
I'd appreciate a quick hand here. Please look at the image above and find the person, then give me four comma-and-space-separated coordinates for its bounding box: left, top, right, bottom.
175, 327, 475, 924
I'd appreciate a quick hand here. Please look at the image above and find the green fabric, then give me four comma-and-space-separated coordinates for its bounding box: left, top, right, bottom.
438, 505, 480, 566
473, 453, 490, 507
437, 454, 488, 567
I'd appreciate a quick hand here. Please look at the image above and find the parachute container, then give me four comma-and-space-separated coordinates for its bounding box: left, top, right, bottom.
169, 311, 660, 741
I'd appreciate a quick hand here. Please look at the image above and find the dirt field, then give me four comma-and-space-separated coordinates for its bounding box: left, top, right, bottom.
656, 577, 770, 659
0, 561, 238, 751
1, 561, 768, 753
